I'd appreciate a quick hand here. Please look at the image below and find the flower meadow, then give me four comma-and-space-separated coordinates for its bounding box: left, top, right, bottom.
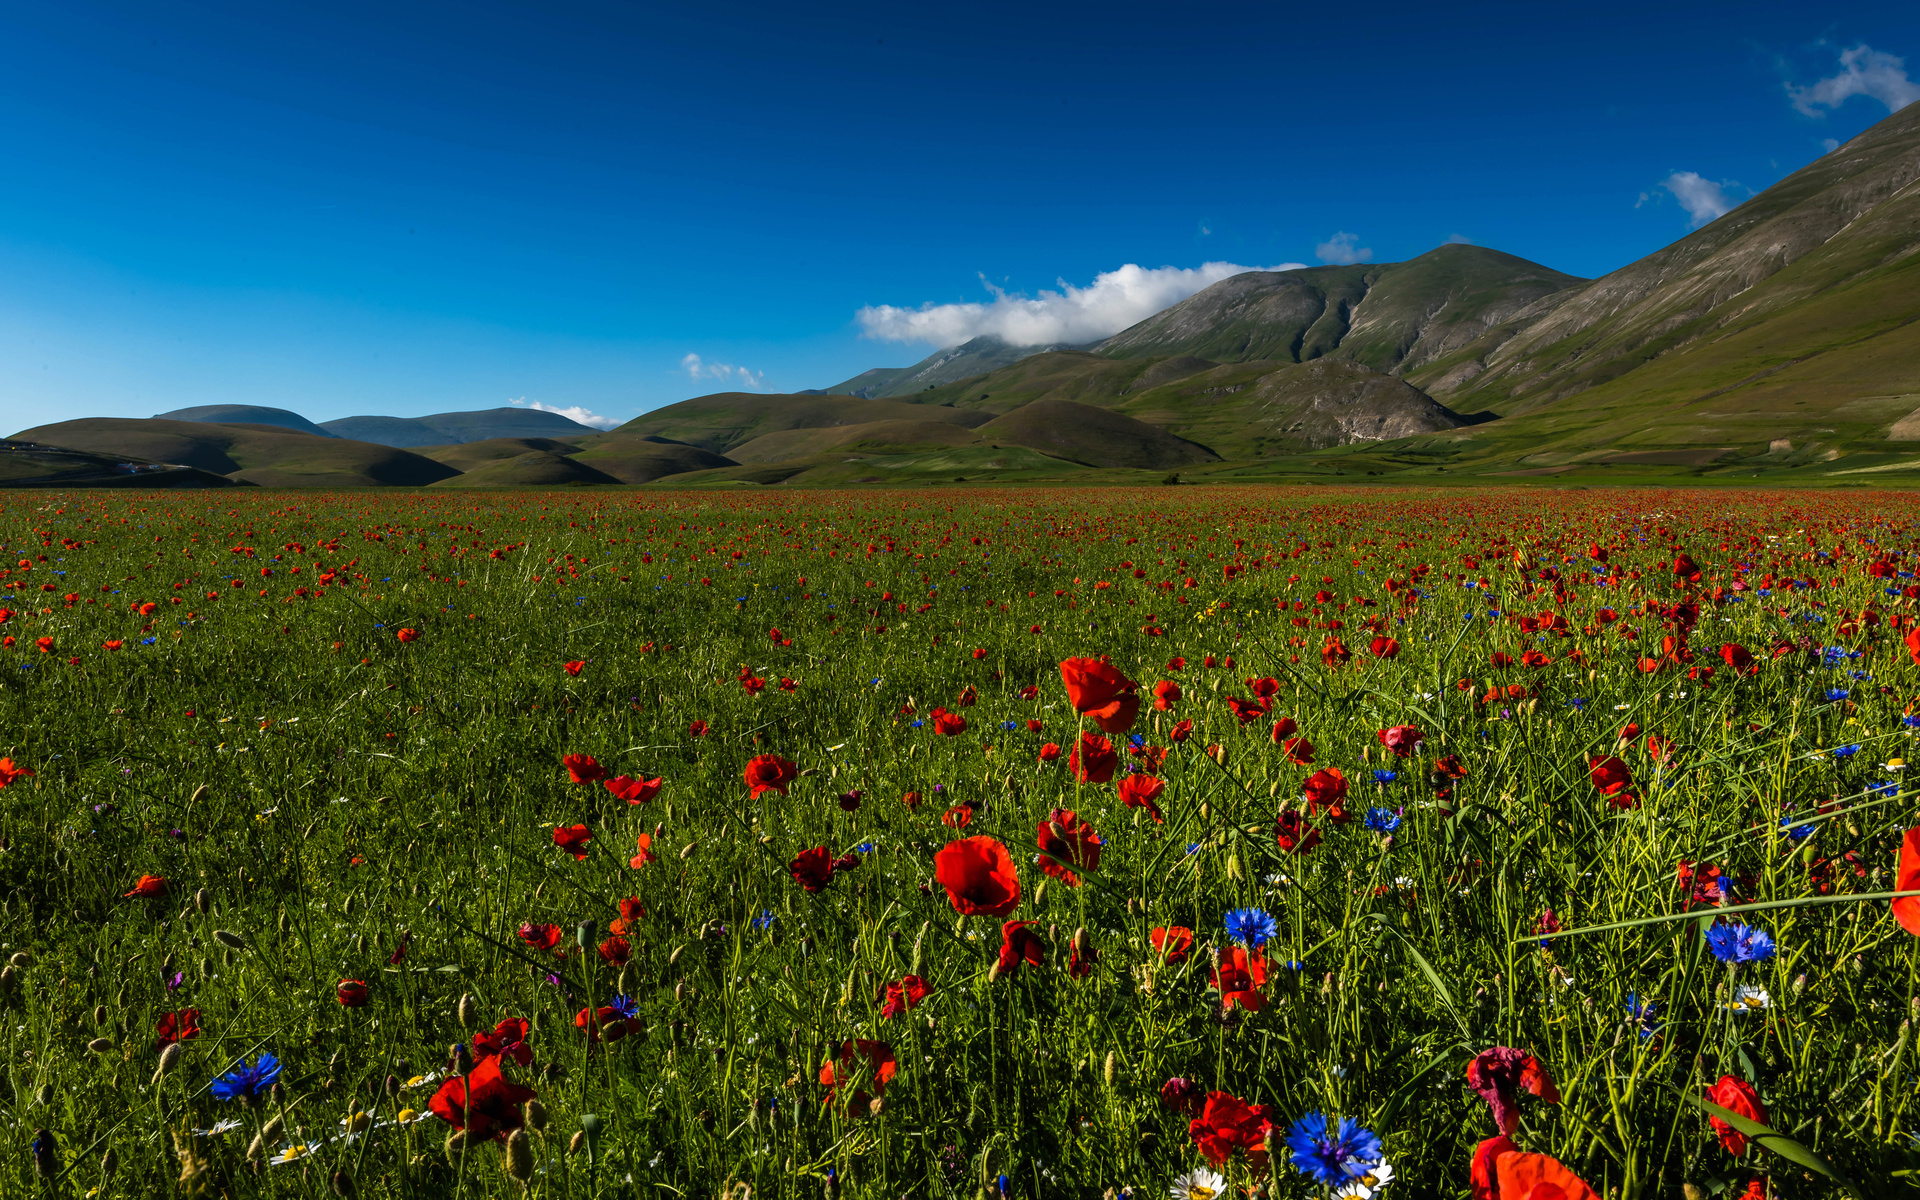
2, 484, 1920, 1199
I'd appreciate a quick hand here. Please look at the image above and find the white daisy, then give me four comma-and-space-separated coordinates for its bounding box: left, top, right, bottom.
1335, 1160, 1396, 1197
271, 1141, 322, 1166
1169, 1167, 1227, 1200
1725, 985, 1771, 1013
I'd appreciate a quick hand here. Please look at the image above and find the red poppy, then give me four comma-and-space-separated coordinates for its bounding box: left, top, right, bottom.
996, 920, 1046, 976
595, 899, 642, 938
1303, 767, 1350, 820
0, 758, 31, 789
337, 979, 370, 1008
1116, 773, 1165, 823
395, 628, 419, 643
1150, 925, 1194, 964
1160, 1076, 1204, 1115
472, 1017, 533, 1066
563, 753, 608, 784
34, 637, 53, 654
941, 803, 974, 828
743, 753, 798, 798
629, 833, 658, 869
789, 846, 838, 893
931, 708, 968, 736
604, 775, 663, 805
1433, 754, 1467, 780
1719, 643, 1758, 675
1893, 828, 1920, 936
517, 922, 565, 954
1281, 736, 1315, 765
574, 1004, 638, 1044
1321, 637, 1351, 667
1588, 756, 1638, 808
563, 660, 585, 676
1035, 808, 1101, 886
1368, 635, 1400, 659
1224, 695, 1266, 724
1037, 742, 1062, 764
1275, 809, 1322, 854
1152, 680, 1182, 710
932, 836, 1021, 917
1187, 1090, 1274, 1169
688, 719, 710, 737
596, 935, 632, 966
879, 974, 929, 1018
1467, 1046, 1560, 1136
1269, 716, 1299, 741
1058, 657, 1140, 733
1068, 732, 1118, 784
1647, 732, 1675, 763
428, 1054, 536, 1141
1209, 945, 1268, 1011
154, 1008, 201, 1047
124, 874, 168, 899
1068, 927, 1097, 979
818, 1039, 896, 1109
1520, 649, 1553, 668
1377, 725, 1426, 757
956, 684, 978, 707
1169, 719, 1194, 743
1705, 1074, 1767, 1155
552, 824, 593, 859
1491, 1150, 1601, 1200
1469, 1134, 1519, 1200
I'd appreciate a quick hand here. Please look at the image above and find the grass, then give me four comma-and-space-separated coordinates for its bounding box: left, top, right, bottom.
2, 484, 1919, 1198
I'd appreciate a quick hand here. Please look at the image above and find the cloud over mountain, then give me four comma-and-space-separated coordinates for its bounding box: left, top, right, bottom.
509, 398, 620, 430
1789, 44, 1920, 116
856, 260, 1305, 347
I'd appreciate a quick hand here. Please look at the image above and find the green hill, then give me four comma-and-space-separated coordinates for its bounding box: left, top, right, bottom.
10, 418, 459, 487
614, 392, 991, 454
320, 407, 600, 447
155, 405, 337, 437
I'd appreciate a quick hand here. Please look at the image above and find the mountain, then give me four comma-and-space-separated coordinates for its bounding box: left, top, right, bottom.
320, 407, 601, 447
615, 392, 992, 454
10, 418, 459, 487
1, 438, 240, 488
823, 336, 1093, 398
1095, 245, 1586, 372
155, 404, 339, 436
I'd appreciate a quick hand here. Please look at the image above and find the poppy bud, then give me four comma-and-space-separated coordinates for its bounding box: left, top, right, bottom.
679, 842, 696, 860
1793, 973, 1807, 998
212, 929, 247, 950
193, 888, 209, 915
332, 1169, 358, 1198
503, 1129, 534, 1182
910, 923, 927, 975
190, 784, 210, 806
92, 1004, 106, 1025
155, 1042, 183, 1078
1681, 1186, 1705, 1200
100, 1147, 116, 1177
30, 1129, 57, 1180
87, 1037, 112, 1054
8, 952, 29, 967
524, 1099, 550, 1133
457, 993, 477, 1029
1035, 880, 1048, 907
384, 1074, 400, 1097
568, 1131, 585, 1156
444, 1132, 468, 1159
575, 921, 596, 949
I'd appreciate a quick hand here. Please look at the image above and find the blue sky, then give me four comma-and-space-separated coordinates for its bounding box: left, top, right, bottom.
2, 1, 1917, 435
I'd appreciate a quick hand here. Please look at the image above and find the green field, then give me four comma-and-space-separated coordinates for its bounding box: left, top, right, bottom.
2, 485, 1918, 1198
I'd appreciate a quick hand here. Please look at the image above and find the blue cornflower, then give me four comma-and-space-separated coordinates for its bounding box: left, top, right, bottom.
1704, 923, 1775, 966
1869, 780, 1900, 799
210, 1051, 283, 1102
1780, 816, 1816, 842
1906, 715, 1920, 729
607, 994, 640, 1020
1283, 1112, 1384, 1186
1001, 720, 1018, 731
1223, 907, 1278, 948
1371, 769, 1398, 785
1185, 843, 1202, 856
1129, 734, 1146, 749
1830, 744, 1862, 758
856, 842, 875, 853
1363, 807, 1402, 834
752, 910, 776, 931
1568, 697, 1588, 710
1625, 993, 1660, 1040
1824, 689, 1851, 703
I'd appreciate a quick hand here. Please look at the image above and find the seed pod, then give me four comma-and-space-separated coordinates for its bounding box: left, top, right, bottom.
212, 930, 247, 950
87, 1037, 113, 1054
457, 993, 478, 1030
524, 1099, 549, 1133
193, 888, 210, 915
93, 1005, 106, 1025
503, 1129, 534, 1182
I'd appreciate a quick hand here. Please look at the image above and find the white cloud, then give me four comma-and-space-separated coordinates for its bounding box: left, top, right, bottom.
1822, 137, 1842, 153
680, 353, 767, 391
1445, 233, 1475, 245
1788, 44, 1920, 116
1658, 172, 1740, 228
507, 397, 621, 430
1314, 231, 1372, 265
855, 259, 1306, 347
